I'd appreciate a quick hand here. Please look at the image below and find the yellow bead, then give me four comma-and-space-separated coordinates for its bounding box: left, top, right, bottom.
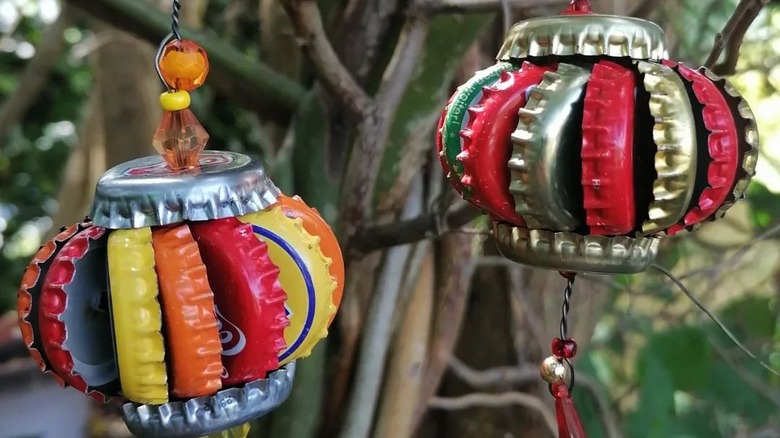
159, 91, 191, 111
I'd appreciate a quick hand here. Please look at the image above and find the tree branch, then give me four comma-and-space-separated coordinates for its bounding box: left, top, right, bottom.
349, 200, 481, 254
375, 11, 431, 113
428, 392, 557, 435
279, 0, 372, 116
449, 356, 539, 387
63, 0, 305, 122
704, 0, 768, 76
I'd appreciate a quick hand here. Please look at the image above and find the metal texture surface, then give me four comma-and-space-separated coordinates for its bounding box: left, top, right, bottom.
663, 62, 740, 234
508, 63, 590, 231
706, 69, 759, 221
122, 363, 296, 438
18, 221, 90, 381
581, 60, 636, 236
497, 14, 667, 61
152, 224, 223, 399
637, 61, 698, 235
493, 223, 660, 274
189, 218, 288, 386
438, 62, 517, 196
108, 227, 169, 405
457, 62, 549, 225
90, 151, 280, 229
38, 225, 119, 402
239, 206, 337, 365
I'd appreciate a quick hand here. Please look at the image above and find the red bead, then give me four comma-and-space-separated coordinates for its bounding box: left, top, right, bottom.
552, 337, 578, 358
562, 0, 592, 14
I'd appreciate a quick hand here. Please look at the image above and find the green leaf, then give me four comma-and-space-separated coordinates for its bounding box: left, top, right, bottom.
746, 182, 780, 230
719, 296, 776, 341
628, 353, 675, 437
643, 327, 714, 392
703, 362, 774, 426
574, 357, 610, 438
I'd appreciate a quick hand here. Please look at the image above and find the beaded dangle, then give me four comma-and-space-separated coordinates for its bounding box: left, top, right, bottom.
540, 272, 587, 437
153, 1, 210, 170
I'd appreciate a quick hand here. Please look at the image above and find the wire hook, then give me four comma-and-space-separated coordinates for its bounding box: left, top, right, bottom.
155, 0, 183, 91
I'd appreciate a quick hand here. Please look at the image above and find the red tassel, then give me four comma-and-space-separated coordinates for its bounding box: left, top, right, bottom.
551, 381, 588, 438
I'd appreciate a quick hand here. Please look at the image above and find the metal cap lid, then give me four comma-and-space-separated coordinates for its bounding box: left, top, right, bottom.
89, 151, 280, 229
122, 362, 296, 438
493, 223, 660, 274
496, 14, 667, 61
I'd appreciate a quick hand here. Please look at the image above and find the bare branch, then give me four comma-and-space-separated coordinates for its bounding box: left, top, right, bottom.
279, 0, 372, 116
376, 12, 431, 113
428, 392, 557, 435
349, 201, 480, 254
338, 178, 424, 438
337, 6, 432, 237
704, 0, 768, 76
449, 356, 539, 387
412, 234, 475, 432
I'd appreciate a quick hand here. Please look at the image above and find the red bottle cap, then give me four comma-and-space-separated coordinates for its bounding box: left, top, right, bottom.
190, 218, 288, 386
38, 224, 120, 402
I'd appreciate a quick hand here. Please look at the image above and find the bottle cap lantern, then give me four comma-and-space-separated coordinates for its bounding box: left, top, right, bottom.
437, 2, 758, 274
17, 5, 344, 437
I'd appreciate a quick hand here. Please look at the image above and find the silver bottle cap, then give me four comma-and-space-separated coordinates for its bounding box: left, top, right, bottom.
122, 362, 296, 438
90, 151, 280, 229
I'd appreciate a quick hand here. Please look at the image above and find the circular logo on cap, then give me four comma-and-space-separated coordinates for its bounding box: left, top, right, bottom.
123, 151, 234, 177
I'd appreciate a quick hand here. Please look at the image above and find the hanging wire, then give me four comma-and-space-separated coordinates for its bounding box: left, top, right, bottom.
652, 263, 780, 378
559, 273, 575, 340
171, 0, 182, 40
154, 0, 184, 91
558, 271, 577, 392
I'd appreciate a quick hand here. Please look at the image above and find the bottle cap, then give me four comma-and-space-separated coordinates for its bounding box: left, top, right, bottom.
121, 362, 296, 438
496, 14, 667, 61
90, 151, 280, 229
493, 223, 660, 273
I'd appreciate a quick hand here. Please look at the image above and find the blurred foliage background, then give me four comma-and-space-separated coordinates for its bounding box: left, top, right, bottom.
0, 0, 778, 437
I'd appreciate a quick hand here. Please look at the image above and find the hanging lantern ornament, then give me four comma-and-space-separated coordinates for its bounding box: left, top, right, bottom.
436, 0, 758, 435
16, 2, 344, 437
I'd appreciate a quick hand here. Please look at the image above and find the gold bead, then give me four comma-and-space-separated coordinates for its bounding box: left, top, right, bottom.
540, 356, 566, 384
159, 90, 191, 111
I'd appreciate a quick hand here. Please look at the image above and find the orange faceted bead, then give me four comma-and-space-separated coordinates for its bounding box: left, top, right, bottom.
158, 39, 209, 91
152, 109, 209, 170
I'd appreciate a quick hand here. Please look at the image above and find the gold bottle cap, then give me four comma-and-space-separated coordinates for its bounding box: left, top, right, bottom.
493, 223, 660, 274
508, 63, 591, 231
637, 61, 698, 235
496, 14, 667, 61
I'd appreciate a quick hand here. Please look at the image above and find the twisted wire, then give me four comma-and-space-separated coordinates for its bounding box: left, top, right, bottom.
558, 272, 576, 393
171, 0, 182, 40
154, 0, 183, 90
